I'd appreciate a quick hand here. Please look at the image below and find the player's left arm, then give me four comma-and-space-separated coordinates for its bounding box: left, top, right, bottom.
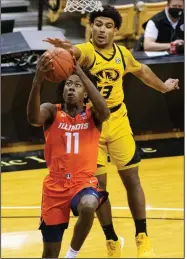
43, 38, 81, 59
90, 107, 102, 131
27, 53, 55, 127
133, 64, 179, 93
122, 47, 179, 93
75, 62, 110, 123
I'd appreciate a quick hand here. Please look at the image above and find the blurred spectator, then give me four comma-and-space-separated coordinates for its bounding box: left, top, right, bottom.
143, 0, 184, 52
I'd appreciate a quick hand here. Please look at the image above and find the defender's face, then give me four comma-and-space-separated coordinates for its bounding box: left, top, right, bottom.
92, 17, 117, 47
63, 74, 86, 105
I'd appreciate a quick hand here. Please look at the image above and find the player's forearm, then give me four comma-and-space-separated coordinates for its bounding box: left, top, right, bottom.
77, 70, 110, 121
27, 76, 43, 126
133, 64, 168, 93
144, 39, 170, 51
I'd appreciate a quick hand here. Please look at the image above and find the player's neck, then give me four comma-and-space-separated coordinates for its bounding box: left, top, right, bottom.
92, 40, 114, 50
64, 103, 84, 117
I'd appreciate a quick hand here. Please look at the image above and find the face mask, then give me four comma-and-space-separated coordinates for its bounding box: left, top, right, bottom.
168, 8, 183, 18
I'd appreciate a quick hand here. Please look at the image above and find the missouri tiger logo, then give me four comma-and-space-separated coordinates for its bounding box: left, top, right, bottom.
95, 69, 120, 84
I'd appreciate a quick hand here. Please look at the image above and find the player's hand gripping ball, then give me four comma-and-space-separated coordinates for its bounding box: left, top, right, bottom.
44, 47, 74, 83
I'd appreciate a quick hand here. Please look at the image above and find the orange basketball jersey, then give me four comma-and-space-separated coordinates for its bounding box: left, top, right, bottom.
44, 104, 100, 178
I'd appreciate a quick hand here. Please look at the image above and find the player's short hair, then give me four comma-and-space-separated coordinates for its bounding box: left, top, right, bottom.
89, 5, 122, 29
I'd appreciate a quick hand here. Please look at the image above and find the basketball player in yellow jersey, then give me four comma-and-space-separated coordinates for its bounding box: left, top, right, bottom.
45, 5, 179, 258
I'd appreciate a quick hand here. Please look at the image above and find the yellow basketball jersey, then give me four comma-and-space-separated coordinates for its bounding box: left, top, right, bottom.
76, 42, 142, 109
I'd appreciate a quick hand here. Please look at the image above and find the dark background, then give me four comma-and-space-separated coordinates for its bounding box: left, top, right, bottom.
1, 55, 184, 144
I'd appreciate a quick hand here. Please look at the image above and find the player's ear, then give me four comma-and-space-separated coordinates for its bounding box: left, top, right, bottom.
90, 24, 93, 36
84, 92, 88, 99
114, 27, 118, 35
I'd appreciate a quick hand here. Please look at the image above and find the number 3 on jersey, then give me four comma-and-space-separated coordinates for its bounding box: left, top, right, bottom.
65, 132, 79, 154
97, 85, 113, 99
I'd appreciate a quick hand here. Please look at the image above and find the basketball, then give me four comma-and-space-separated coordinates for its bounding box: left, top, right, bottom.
44, 47, 74, 83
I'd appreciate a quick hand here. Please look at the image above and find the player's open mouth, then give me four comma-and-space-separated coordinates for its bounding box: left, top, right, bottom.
67, 93, 75, 98
97, 35, 105, 41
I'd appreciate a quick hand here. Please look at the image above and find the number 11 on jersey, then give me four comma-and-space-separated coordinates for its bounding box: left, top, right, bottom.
65, 132, 79, 154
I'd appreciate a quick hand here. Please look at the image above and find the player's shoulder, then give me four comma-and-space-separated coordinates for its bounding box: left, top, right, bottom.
41, 102, 57, 116
76, 41, 95, 66
116, 44, 137, 63
116, 44, 131, 55
41, 102, 55, 110
76, 41, 94, 50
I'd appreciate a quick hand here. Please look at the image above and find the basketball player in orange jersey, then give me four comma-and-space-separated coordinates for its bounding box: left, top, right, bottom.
45, 5, 179, 258
27, 52, 110, 258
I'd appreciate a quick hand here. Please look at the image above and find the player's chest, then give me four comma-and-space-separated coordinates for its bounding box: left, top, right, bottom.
46, 112, 92, 145
90, 54, 124, 85
55, 112, 89, 132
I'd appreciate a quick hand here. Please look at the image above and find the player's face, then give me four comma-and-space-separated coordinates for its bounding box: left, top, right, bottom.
91, 17, 117, 48
63, 74, 86, 105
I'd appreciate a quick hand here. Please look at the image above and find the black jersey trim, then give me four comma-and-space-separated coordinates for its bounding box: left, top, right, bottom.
116, 45, 126, 70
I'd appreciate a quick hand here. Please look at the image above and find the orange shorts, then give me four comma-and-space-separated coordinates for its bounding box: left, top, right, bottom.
41, 174, 103, 225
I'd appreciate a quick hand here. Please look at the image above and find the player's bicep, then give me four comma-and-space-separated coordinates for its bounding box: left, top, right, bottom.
75, 43, 95, 68
91, 107, 102, 132
122, 47, 142, 74
132, 64, 150, 81
38, 103, 55, 126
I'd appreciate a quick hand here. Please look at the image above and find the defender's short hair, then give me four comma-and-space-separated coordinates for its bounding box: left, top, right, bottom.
89, 5, 122, 29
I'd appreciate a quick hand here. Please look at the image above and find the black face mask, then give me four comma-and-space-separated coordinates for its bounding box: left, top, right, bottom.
168, 8, 183, 18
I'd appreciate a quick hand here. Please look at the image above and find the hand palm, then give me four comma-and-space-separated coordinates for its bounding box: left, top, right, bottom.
43, 38, 73, 51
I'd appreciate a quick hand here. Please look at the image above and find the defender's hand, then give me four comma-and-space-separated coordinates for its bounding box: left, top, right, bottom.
164, 78, 179, 92
43, 38, 73, 52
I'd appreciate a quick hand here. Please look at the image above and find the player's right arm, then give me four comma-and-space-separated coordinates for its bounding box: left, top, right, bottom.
27, 53, 56, 127
43, 38, 95, 68
43, 38, 81, 58
75, 62, 110, 123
